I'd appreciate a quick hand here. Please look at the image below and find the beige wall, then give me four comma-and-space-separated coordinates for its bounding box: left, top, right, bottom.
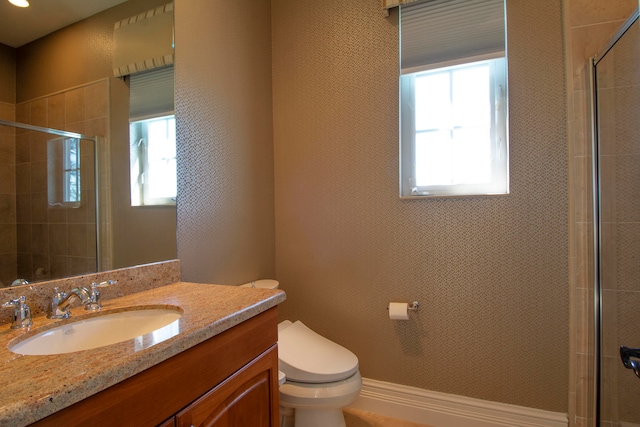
4, 0, 177, 274
174, 0, 275, 284
270, 0, 568, 413
174, 0, 640, 419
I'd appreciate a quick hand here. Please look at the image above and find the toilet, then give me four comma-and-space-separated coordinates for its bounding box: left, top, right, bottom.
241, 280, 362, 427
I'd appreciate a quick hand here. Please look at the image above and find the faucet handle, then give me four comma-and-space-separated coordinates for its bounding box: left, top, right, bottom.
95, 280, 117, 288
85, 280, 116, 311
2, 296, 33, 329
48, 287, 68, 319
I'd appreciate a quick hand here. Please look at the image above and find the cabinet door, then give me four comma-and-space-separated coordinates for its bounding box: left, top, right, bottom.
176, 346, 279, 427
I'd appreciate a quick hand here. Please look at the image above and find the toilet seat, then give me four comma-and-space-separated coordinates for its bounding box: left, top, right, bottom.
278, 320, 359, 383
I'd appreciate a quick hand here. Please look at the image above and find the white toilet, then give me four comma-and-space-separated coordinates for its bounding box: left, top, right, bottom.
241, 280, 362, 427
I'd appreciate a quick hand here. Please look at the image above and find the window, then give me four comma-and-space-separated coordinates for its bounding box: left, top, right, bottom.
128, 66, 176, 206
399, 0, 508, 198
47, 137, 81, 208
130, 115, 176, 206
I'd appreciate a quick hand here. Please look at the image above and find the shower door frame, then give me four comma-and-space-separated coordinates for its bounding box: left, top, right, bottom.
590, 7, 640, 426
0, 119, 102, 273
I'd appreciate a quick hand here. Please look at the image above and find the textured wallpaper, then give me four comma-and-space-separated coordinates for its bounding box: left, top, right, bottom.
175, 0, 275, 285
272, 0, 568, 412
175, 0, 569, 413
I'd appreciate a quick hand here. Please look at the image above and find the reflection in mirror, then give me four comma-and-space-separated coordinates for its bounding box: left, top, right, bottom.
0, 120, 100, 287
0, 0, 177, 288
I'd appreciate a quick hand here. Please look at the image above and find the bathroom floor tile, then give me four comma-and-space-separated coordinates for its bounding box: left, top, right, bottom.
344, 408, 432, 427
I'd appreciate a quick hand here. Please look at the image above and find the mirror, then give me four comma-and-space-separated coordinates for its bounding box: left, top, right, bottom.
0, 0, 177, 287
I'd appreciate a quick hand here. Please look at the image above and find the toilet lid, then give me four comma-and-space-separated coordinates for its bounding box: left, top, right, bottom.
278, 320, 359, 384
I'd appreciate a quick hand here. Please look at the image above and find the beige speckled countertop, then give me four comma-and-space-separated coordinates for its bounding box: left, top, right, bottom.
0, 281, 286, 426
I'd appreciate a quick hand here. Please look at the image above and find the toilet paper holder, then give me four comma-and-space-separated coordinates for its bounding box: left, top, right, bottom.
387, 301, 420, 312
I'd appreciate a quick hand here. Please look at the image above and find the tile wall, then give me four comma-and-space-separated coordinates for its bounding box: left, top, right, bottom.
565, 0, 638, 425
9, 80, 110, 283
0, 102, 16, 286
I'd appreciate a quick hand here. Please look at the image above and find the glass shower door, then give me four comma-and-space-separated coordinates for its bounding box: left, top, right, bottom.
594, 9, 640, 426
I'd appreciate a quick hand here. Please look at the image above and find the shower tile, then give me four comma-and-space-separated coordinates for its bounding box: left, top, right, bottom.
85, 81, 108, 120
600, 222, 617, 290
48, 204, 67, 224
0, 164, 15, 194
30, 192, 47, 224
599, 154, 616, 223
0, 102, 14, 121
48, 255, 68, 279
15, 133, 29, 164
67, 198, 88, 224
601, 290, 618, 358
68, 256, 94, 276
15, 103, 29, 124
47, 94, 65, 129
31, 223, 48, 255
0, 253, 17, 287
65, 88, 86, 125
30, 161, 47, 193
49, 224, 68, 255
15, 163, 30, 195
64, 121, 86, 136
596, 87, 616, 156
611, 154, 640, 222
15, 194, 30, 224
30, 132, 48, 163
611, 223, 640, 291
573, 156, 591, 223
569, 0, 636, 28
30, 99, 47, 127
571, 90, 589, 157
87, 224, 96, 257
16, 224, 31, 253
571, 22, 626, 91
0, 224, 16, 253
85, 118, 107, 141
68, 223, 87, 257
611, 85, 640, 155
0, 194, 15, 224
16, 253, 31, 281
0, 133, 14, 164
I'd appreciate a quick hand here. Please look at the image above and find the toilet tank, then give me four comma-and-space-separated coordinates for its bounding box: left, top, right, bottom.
240, 279, 279, 289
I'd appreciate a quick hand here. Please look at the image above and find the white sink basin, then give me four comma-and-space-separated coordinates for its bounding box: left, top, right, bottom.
9, 307, 182, 356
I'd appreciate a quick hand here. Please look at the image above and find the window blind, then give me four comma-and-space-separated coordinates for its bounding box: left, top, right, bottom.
401, 0, 505, 74
129, 66, 174, 120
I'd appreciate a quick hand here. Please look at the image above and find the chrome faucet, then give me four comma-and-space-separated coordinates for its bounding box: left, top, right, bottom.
49, 287, 92, 319
3, 296, 33, 329
49, 280, 117, 319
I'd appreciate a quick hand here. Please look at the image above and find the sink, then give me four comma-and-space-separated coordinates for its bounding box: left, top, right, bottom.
9, 306, 183, 356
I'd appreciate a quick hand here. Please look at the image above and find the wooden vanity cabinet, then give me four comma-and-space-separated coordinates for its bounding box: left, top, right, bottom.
30, 307, 280, 427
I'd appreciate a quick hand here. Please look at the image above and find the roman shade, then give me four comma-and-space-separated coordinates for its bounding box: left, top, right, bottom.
129, 66, 174, 120
400, 0, 505, 74
113, 3, 174, 77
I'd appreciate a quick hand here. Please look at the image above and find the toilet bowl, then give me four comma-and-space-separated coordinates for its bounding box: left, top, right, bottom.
241, 280, 362, 427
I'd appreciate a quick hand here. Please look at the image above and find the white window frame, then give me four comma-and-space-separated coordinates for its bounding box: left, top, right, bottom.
130, 114, 176, 207
400, 58, 508, 197
399, 0, 509, 198
128, 66, 175, 207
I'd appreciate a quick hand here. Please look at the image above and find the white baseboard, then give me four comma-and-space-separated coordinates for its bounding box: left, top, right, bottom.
348, 378, 568, 427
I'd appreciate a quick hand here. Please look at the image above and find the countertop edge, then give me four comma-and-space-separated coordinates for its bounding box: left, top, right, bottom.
0, 282, 286, 426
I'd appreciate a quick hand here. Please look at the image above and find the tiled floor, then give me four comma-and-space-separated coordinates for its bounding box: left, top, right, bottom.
343, 408, 432, 427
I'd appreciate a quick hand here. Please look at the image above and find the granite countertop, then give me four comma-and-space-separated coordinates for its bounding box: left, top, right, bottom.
0, 281, 286, 426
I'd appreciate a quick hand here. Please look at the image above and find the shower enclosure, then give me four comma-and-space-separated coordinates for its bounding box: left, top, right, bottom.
591, 7, 640, 426
0, 119, 100, 287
